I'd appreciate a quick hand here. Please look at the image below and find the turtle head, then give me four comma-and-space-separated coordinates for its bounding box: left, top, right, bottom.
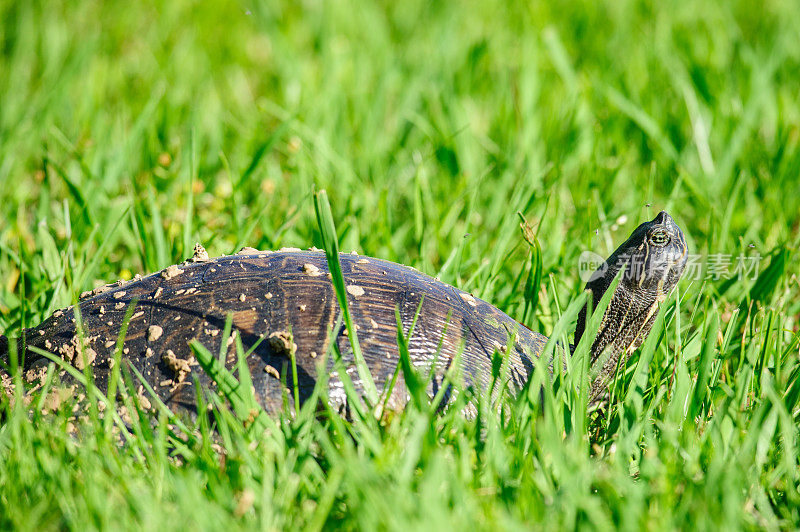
575, 211, 688, 400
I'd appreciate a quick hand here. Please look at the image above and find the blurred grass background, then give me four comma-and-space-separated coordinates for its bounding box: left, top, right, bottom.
1, 0, 800, 529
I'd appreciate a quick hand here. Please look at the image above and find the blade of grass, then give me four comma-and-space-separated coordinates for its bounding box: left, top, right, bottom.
313, 189, 377, 406
190, 338, 274, 437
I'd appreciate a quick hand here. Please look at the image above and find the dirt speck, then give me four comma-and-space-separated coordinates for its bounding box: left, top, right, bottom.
115, 302, 125, 310
1, 373, 14, 397
162, 350, 192, 383
113, 291, 126, 299
234, 488, 256, 517
25, 361, 49, 384
56, 336, 98, 368
268, 331, 297, 356
161, 264, 184, 279
347, 285, 365, 297
148, 325, 164, 341
237, 246, 260, 255
133, 311, 144, 319
43, 386, 76, 413
303, 263, 322, 276
239, 293, 246, 302
459, 293, 478, 307
73, 347, 97, 370
310, 351, 317, 358
82, 285, 114, 300
369, 318, 379, 329
265, 292, 273, 299
190, 243, 210, 262
264, 365, 280, 379
153, 287, 163, 299
299, 304, 307, 311
104, 340, 116, 349
145, 348, 155, 358
118, 405, 134, 424
357, 258, 370, 264
278, 247, 302, 253
137, 393, 152, 411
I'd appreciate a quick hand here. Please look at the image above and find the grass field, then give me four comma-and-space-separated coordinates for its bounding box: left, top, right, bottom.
2, 0, 800, 529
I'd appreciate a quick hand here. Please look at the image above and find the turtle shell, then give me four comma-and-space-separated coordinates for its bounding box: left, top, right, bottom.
4, 250, 545, 414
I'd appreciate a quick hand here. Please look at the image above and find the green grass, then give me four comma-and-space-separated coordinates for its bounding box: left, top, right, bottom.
2, 0, 800, 528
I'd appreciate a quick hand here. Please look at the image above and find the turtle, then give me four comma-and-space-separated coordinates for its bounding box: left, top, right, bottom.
0, 211, 688, 416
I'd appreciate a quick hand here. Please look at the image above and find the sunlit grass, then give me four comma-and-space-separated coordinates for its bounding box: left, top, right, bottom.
2, 0, 800, 528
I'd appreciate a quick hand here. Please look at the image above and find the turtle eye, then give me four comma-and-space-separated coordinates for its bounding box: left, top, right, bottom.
649, 229, 670, 247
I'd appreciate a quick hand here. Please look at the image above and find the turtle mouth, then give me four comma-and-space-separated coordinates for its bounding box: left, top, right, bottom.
659, 214, 689, 278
